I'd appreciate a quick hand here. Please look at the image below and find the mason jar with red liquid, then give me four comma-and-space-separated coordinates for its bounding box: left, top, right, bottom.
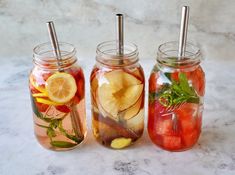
148, 41, 205, 151
29, 42, 87, 151
90, 41, 145, 149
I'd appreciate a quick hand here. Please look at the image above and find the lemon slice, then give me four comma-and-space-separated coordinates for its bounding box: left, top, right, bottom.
46, 72, 77, 103
35, 98, 62, 106
111, 138, 132, 149
97, 70, 143, 120
32, 93, 48, 97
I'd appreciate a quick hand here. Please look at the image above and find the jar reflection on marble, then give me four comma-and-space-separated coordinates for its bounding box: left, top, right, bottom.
29, 42, 87, 151
148, 41, 205, 151
90, 41, 145, 149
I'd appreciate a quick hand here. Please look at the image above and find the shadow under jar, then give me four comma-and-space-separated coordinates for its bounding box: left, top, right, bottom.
90, 41, 145, 149
29, 42, 87, 151
148, 41, 205, 151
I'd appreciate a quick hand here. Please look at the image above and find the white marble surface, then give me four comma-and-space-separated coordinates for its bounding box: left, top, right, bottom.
0, 57, 235, 175
1, 0, 235, 175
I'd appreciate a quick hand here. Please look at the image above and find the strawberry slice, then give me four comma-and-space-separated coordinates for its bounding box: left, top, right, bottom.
190, 67, 205, 96
69, 68, 85, 100
149, 72, 160, 92
35, 101, 49, 112
55, 105, 71, 113
76, 78, 85, 100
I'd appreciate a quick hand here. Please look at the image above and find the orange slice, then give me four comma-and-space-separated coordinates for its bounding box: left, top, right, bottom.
46, 72, 77, 104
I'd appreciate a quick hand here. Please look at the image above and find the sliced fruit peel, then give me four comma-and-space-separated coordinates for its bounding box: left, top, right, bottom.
36, 97, 63, 106
121, 94, 143, 120
125, 109, 144, 132
111, 137, 132, 149
97, 70, 143, 120
32, 92, 48, 97
119, 84, 143, 111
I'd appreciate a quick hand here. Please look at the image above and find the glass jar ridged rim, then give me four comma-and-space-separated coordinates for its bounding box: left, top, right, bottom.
96, 40, 139, 67
33, 42, 77, 69
157, 41, 201, 67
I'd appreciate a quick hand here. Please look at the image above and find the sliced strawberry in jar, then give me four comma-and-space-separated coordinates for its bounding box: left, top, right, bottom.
76, 77, 85, 100
55, 105, 71, 113
29, 82, 41, 94
162, 135, 181, 150
171, 72, 180, 81
73, 96, 81, 104
42, 72, 52, 81
149, 72, 160, 92
190, 67, 205, 96
35, 101, 49, 112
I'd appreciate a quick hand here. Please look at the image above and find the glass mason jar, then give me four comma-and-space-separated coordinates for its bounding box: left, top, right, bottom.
148, 41, 205, 151
29, 42, 87, 151
90, 41, 145, 149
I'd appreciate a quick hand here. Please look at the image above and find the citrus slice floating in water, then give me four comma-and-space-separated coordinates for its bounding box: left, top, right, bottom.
46, 72, 77, 104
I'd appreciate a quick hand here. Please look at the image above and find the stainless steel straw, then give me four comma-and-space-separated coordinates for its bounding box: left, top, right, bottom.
116, 14, 124, 64
178, 6, 190, 58
47, 21, 83, 139
46, 21, 63, 71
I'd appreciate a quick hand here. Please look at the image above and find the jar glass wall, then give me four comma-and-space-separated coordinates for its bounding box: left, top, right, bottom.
90, 41, 145, 149
29, 42, 87, 151
148, 41, 205, 151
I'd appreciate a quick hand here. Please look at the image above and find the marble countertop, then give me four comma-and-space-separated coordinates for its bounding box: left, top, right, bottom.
0, 57, 235, 175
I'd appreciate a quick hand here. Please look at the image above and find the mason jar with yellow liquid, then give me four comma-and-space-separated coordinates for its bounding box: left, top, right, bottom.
90, 41, 145, 149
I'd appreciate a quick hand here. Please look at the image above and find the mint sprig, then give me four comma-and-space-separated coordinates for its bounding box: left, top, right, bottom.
150, 73, 199, 107
31, 95, 83, 148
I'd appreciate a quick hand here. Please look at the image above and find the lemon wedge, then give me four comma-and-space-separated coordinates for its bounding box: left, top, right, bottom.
46, 72, 77, 104
97, 70, 143, 120
111, 137, 132, 149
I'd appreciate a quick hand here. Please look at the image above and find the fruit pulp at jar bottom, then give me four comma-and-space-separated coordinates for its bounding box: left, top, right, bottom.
91, 67, 145, 149
30, 67, 86, 150
148, 67, 204, 151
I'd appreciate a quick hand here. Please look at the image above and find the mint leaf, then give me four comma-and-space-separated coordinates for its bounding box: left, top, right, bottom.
50, 141, 77, 148
58, 120, 83, 144
179, 73, 194, 95
156, 73, 200, 107
30, 95, 43, 119
47, 128, 56, 138
30, 95, 52, 122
